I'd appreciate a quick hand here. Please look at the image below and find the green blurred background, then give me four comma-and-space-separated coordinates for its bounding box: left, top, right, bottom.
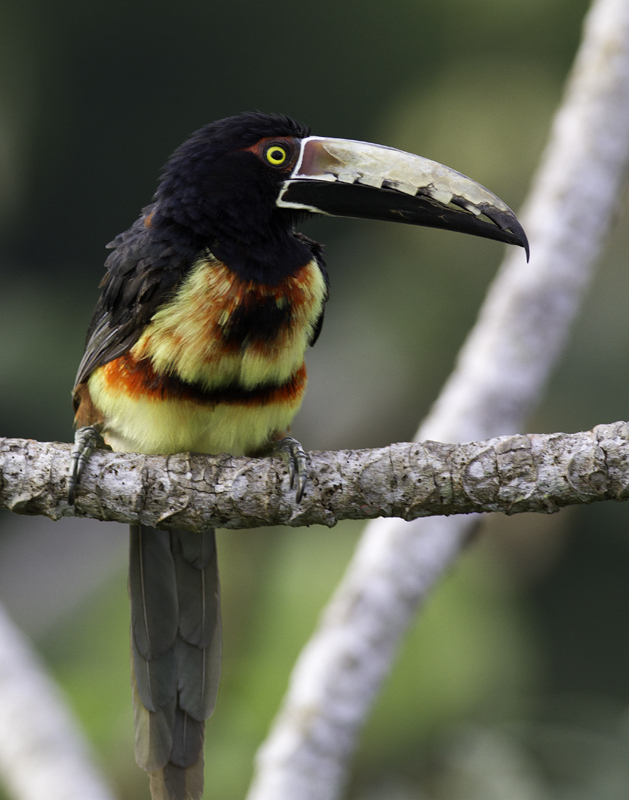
2, 0, 629, 798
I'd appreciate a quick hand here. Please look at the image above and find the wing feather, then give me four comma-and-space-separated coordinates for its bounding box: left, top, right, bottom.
74, 205, 196, 389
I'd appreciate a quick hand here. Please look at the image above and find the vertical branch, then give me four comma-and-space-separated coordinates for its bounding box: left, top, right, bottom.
246, 1, 629, 799
0, 604, 116, 800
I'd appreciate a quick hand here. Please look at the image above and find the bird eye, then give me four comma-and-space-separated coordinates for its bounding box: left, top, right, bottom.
265, 144, 288, 166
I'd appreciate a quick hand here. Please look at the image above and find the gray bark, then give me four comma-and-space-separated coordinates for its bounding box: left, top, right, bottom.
2, 423, 629, 529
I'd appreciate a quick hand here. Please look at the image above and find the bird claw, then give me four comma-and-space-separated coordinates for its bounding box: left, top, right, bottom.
68, 425, 110, 505
275, 436, 308, 502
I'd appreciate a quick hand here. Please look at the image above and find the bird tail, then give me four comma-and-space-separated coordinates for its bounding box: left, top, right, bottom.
129, 523, 222, 800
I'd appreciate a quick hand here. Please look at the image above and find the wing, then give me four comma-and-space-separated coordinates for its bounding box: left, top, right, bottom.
74, 205, 196, 391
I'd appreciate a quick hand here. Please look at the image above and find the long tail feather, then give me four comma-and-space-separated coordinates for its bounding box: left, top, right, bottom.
150, 761, 204, 800
129, 524, 221, 800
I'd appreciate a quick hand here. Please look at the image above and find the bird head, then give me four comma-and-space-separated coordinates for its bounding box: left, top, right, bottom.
153, 111, 528, 282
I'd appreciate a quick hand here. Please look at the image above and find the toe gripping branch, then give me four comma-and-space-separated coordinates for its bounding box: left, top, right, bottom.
67, 425, 110, 505
67, 429, 308, 506
275, 436, 309, 503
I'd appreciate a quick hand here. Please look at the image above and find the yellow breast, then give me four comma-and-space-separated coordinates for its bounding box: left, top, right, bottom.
87, 253, 327, 456
131, 253, 327, 390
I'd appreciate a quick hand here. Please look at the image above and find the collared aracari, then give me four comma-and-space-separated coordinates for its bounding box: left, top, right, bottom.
68, 111, 528, 800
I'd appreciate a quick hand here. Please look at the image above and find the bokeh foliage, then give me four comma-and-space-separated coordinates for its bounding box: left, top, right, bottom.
2, 0, 629, 798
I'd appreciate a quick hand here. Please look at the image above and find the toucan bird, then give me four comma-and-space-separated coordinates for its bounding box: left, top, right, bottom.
68, 111, 528, 800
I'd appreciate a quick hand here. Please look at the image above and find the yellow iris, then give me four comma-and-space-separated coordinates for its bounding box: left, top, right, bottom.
266, 145, 287, 165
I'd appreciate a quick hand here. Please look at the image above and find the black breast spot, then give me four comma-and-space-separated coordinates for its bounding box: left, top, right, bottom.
221, 294, 292, 347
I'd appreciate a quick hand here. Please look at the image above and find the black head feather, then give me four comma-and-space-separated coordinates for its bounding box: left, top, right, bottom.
152, 112, 314, 282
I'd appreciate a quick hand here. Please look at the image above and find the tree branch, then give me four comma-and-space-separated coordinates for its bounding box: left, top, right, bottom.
3, 423, 629, 530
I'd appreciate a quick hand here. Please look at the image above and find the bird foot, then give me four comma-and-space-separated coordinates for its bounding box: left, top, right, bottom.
68, 424, 110, 504
274, 436, 308, 503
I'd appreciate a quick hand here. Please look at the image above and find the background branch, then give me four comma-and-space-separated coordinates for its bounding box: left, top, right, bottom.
246, 1, 629, 799
0, 603, 115, 800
